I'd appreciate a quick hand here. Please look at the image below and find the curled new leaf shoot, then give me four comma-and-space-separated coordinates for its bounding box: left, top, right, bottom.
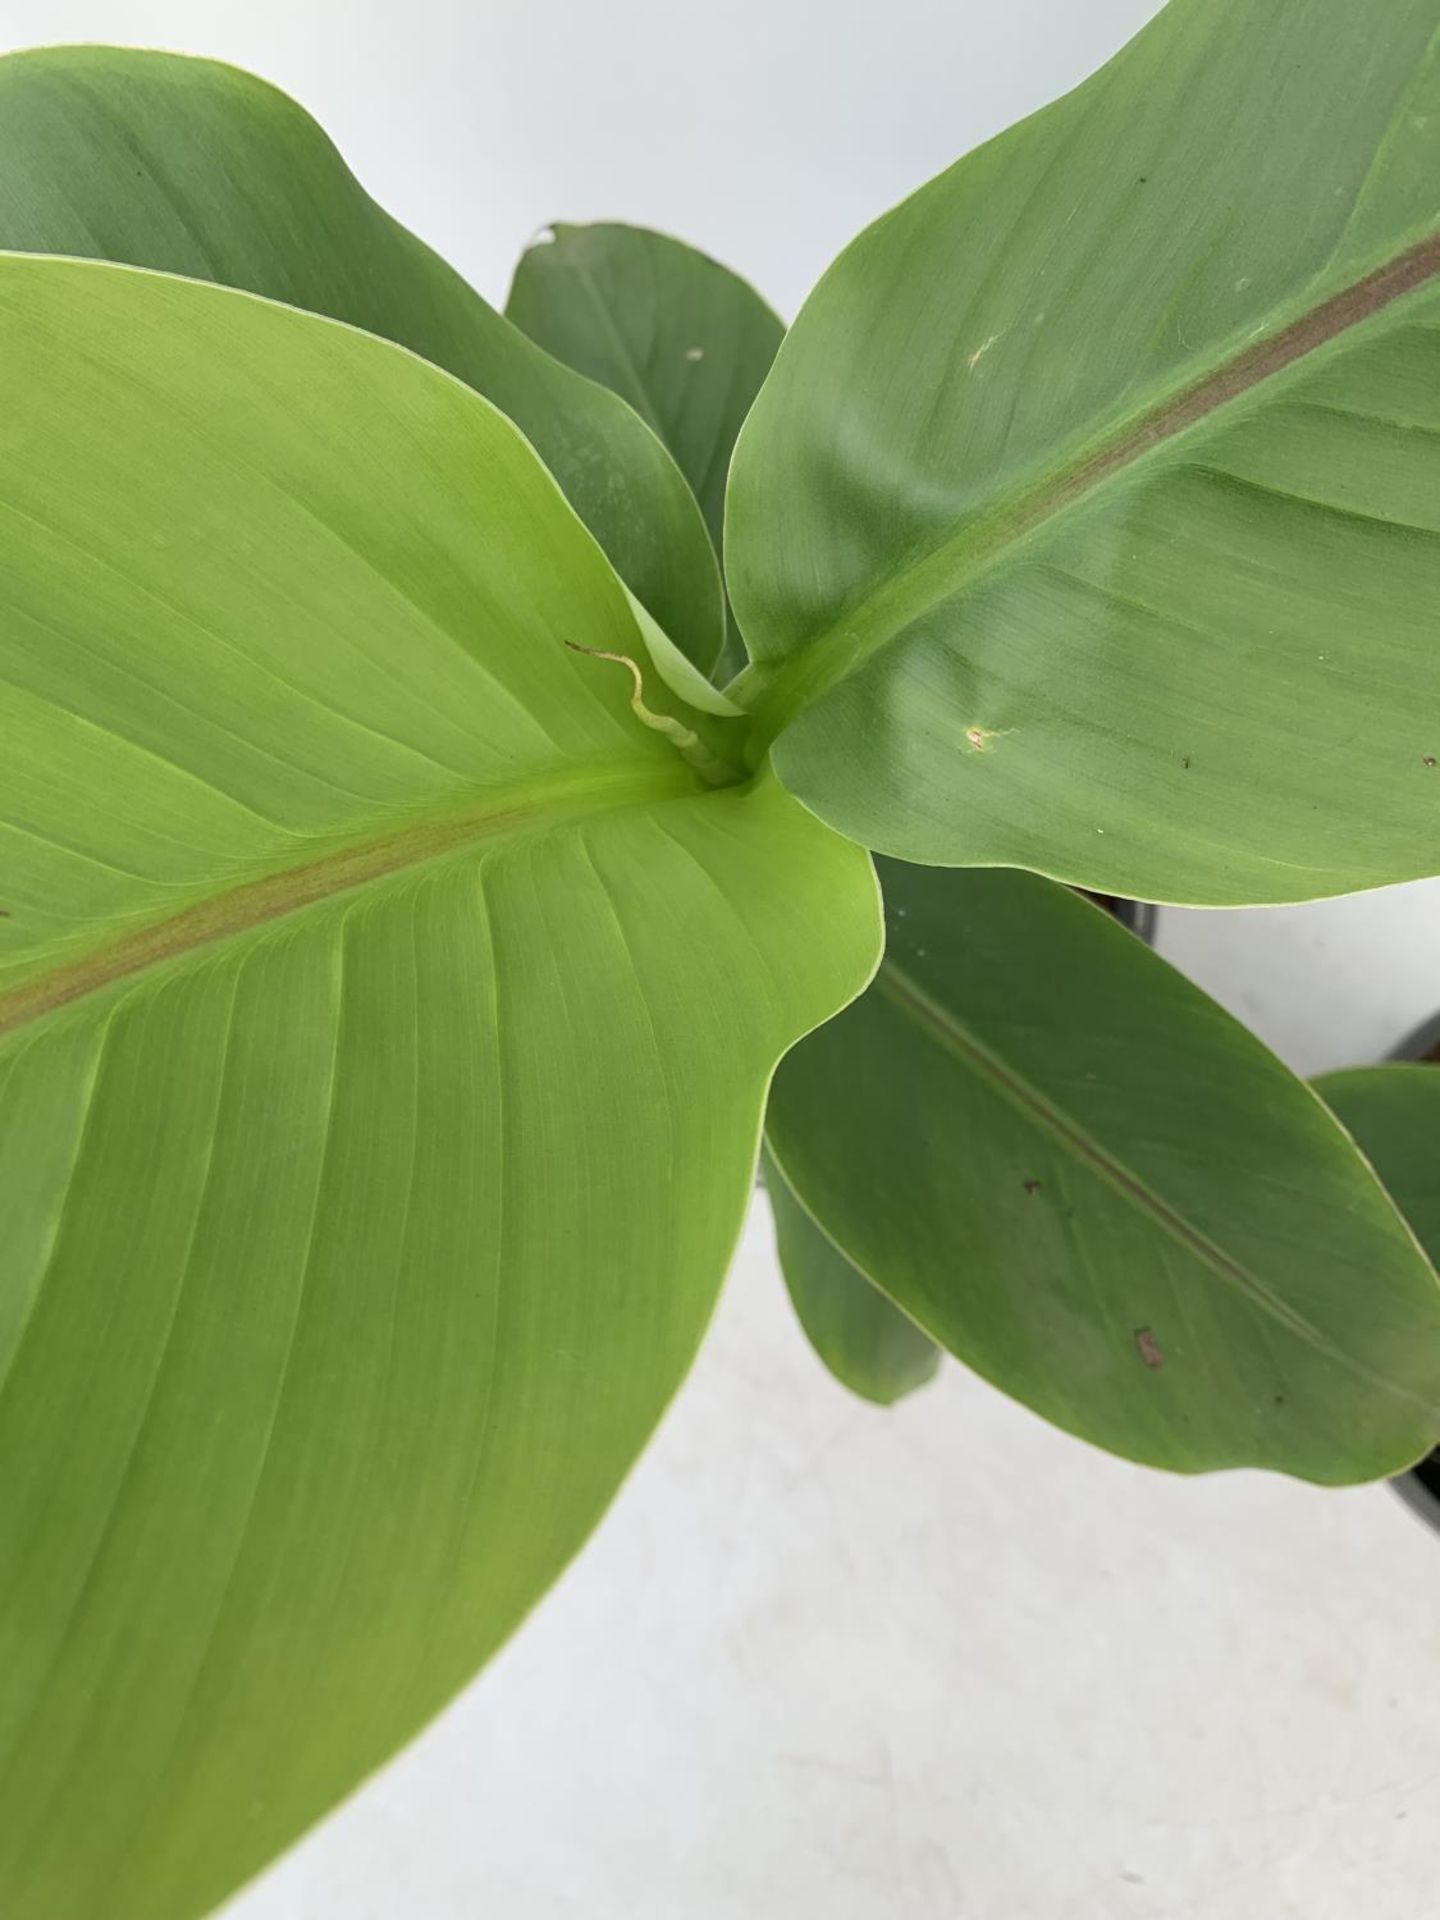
564, 641, 740, 785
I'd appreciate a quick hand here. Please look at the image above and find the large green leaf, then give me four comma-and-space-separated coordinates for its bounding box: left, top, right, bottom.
764, 860, 1440, 1482
0, 253, 880, 1920
764, 1149, 940, 1406
1318, 1067, 1440, 1268
728, 0, 1440, 904
507, 222, 783, 682
0, 43, 725, 671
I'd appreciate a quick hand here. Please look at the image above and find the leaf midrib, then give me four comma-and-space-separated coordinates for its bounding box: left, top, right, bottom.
747, 229, 1440, 751
871, 955, 1431, 1406
0, 757, 700, 1040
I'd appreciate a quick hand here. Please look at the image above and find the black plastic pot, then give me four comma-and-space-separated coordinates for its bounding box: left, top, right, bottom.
1393, 1452, 1440, 1528
1091, 895, 1159, 946
1393, 1012, 1440, 1065
1387, 1013, 1440, 1529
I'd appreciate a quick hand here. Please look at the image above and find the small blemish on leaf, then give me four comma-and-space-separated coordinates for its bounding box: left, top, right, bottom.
966, 725, 993, 751
1425, 756, 1437, 769
685, 345, 705, 362
966, 332, 1002, 370
1134, 1328, 1164, 1370
1023, 1179, 1042, 1196
1181, 755, 1191, 770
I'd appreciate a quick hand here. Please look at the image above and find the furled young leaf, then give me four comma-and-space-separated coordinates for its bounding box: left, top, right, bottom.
0, 254, 880, 1920
1318, 1067, 1440, 1268
0, 44, 725, 671
764, 1150, 939, 1406
507, 221, 784, 681
765, 861, 1440, 1482
728, 0, 1440, 904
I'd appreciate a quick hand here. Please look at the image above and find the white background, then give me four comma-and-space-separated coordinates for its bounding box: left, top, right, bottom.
6, 1, 1440, 1914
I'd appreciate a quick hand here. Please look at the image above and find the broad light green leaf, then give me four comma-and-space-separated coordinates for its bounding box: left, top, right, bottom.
1318, 1066, 1440, 1268
0, 254, 880, 1920
763, 1149, 939, 1406
765, 861, 1440, 1482
507, 221, 784, 681
728, 0, 1440, 904
0, 44, 725, 670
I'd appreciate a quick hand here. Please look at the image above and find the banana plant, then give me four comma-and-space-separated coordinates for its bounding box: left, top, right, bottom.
4, 5, 1440, 1913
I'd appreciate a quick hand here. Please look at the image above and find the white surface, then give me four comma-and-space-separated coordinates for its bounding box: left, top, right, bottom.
225, 1203, 1440, 1920
0, 0, 1159, 319
1159, 884, 1440, 1079
3, 0, 1439, 1913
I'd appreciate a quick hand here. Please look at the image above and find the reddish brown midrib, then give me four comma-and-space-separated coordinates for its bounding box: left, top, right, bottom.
0, 764, 693, 1040
1047, 230, 1440, 514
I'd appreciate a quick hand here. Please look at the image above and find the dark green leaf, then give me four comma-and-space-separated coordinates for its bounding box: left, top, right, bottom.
765, 860, 1440, 1482
508, 221, 783, 681
764, 1149, 940, 1405
1317, 1065, 1440, 1268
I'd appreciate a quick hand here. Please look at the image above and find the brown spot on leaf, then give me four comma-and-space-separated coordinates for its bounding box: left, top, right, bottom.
1425, 756, 1437, 769
1134, 1328, 1164, 1370
1023, 1178, 1042, 1195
